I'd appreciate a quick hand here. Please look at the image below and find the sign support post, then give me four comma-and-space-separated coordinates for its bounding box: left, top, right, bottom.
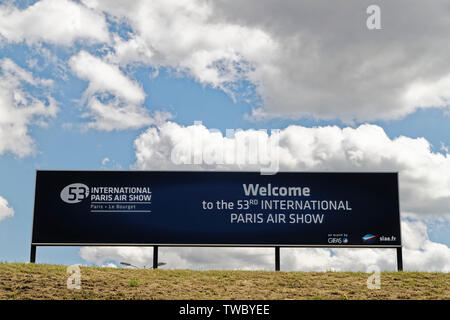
396, 247, 403, 271
30, 245, 36, 263
153, 245, 159, 269
275, 246, 280, 271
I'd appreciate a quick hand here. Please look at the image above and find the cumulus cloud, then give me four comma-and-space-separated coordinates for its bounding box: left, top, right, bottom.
69, 51, 170, 131
0, 58, 58, 157
213, 0, 450, 121
80, 246, 155, 268
83, 0, 276, 95
2, 0, 450, 122
0, 0, 109, 45
80, 220, 450, 272
0, 195, 14, 221
100, 157, 122, 169
134, 122, 450, 219
79, 0, 450, 122
5, 0, 450, 123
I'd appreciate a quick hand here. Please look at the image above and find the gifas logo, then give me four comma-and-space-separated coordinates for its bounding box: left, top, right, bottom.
60, 183, 89, 204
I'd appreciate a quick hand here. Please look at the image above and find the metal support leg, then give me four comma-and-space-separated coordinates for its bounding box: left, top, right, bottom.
275, 246, 280, 271
396, 247, 403, 271
30, 245, 36, 263
153, 245, 159, 269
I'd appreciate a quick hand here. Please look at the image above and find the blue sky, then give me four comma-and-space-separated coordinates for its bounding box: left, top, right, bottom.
0, 0, 449, 271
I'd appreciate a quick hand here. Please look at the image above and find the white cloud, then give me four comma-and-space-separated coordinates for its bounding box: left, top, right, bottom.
80, 246, 155, 268
0, 58, 58, 157
69, 51, 170, 131
3, 0, 450, 121
101, 157, 110, 166
70, 51, 145, 105
100, 156, 122, 169
0, 195, 14, 221
101, 262, 118, 268
5, 0, 450, 122
215, 0, 450, 121
80, 220, 450, 272
402, 74, 450, 109
83, 0, 278, 99
78, 0, 450, 122
134, 122, 450, 219
0, 0, 109, 45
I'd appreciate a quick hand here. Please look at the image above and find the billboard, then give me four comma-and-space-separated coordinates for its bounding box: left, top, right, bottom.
32, 171, 401, 247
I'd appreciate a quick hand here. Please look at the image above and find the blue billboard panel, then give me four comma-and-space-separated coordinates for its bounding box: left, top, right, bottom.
32, 171, 401, 247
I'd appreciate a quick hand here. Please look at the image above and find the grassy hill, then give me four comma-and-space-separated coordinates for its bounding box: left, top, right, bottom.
0, 263, 448, 300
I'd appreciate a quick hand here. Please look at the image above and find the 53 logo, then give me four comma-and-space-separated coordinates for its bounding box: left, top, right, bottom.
60, 183, 89, 204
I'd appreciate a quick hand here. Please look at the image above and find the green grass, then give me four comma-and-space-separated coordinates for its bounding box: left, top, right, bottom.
128, 278, 140, 287
0, 263, 448, 300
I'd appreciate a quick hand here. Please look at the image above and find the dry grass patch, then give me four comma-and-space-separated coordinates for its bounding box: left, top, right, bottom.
0, 263, 448, 300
